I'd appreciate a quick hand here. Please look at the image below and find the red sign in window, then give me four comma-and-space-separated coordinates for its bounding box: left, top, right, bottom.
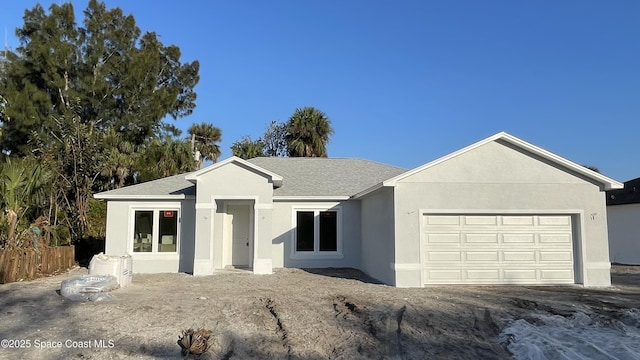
163, 210, 175, 217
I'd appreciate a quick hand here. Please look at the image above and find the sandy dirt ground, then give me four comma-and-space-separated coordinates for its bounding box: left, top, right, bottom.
0, 265, 638, 360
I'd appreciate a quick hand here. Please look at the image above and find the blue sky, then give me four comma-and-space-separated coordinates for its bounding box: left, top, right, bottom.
1, 1, 639, 181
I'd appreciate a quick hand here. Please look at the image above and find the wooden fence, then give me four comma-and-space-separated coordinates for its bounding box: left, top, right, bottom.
0, 246, 75, 284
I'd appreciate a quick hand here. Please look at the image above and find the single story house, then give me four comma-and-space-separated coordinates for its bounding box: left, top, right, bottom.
94, 132, 623, 287
606, 177, 640, 265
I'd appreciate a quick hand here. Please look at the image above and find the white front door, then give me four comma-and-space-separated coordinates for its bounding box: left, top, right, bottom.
228, 204, 251, 267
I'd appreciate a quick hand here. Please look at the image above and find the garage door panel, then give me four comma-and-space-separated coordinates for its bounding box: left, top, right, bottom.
503, 269, 537, 281
503, 251, 536, 262
427, 269, 462, 281
540, 251, 572, 262
503, 234, 535, 244
540, 269, 574, 281
539, 215, 571, 226
427, 251, 461, 262
539, 234, 572, 244
466, 251, 499, 262
502, 216, 535, 226
423, 214, 575, 285
464, 216, 498, 225
466, 269, 500, 280
427, 233, 461, 244
426, 215, 461, 225
465, 233, 499, 244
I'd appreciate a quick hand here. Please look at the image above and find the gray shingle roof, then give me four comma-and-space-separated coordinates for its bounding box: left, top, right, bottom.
94, 157, 406, 199
247, 157, 406, 197
94, 172, 195, 198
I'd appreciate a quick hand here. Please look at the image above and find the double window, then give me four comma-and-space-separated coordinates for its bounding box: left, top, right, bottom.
293, 207, 341, 256
133, 209, 179, 253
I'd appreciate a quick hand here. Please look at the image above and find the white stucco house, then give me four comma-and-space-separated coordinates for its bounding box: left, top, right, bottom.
606, 177, 640, 265
94, 132, 623, 287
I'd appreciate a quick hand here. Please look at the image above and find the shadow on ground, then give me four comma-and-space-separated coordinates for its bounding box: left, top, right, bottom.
300, 267, 384, 285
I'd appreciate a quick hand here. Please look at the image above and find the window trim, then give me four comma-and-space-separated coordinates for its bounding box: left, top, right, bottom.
129, 203, 181, 256
290, 204, 343, 260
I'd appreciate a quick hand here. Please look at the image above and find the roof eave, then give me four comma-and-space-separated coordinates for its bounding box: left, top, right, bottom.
352, 182, 387, 199
93, 194, 195, 200
274, 195, 350, 201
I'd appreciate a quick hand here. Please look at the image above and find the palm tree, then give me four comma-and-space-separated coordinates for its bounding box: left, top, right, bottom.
188, 123, 222, 169
0, 157, 49, 248
136, 138, 195, 181
102, 128, 136, 189
285, 107, 334, 157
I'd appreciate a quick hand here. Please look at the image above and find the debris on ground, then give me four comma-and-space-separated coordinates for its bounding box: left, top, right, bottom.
178, 328, 213, 358
59, 274, 118, 302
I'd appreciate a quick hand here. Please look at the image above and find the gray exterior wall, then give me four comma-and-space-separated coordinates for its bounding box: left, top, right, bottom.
192, 162, 274, 275
360, 187, 396, 285
271, 200, 361, 269
104, 199, 195, 273
607, 203, 640, 265
392, 140, 611, 287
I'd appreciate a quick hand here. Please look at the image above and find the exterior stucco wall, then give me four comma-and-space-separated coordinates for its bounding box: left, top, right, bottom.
103, 199, 195, 274
192, 162, 274, 275
194, 163, 274, 204
270, 200, 361, 269
607, 203, 640, 265
360, 187, 396, 285
104, 201, 128, 256
393, 141, 611, 287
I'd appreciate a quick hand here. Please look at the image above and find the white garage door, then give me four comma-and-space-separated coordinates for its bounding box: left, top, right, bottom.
422, 214, 575, 285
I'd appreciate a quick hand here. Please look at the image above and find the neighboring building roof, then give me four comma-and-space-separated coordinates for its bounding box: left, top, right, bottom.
94, 173, 196, 200
247, 157, 406, 198
607, 177, 640, 206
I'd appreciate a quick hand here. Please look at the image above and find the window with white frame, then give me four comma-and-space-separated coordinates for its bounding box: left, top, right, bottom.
132, 209, 179, 253
293, 207, 341, 255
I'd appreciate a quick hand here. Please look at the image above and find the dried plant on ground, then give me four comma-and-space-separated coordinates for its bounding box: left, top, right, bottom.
177, 328, 213, 358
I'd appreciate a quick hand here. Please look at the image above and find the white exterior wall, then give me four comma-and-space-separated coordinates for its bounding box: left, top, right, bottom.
393, 141, 611, 287
607, 203, 640, 265
271, 200, 361, 269
192, 162, 274, 275
104, 198, 195, 273
360, 187, 396, 285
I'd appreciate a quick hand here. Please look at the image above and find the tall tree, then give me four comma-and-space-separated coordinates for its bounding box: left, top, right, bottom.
0, 0, 199, 155
262, 120, 288, 157
285, 107, 334, 157
231, 136, 264, 159
0, 95, 6, 139
36, 109, 107, 240
136, 137, 195, 181
188, 122, 222, 169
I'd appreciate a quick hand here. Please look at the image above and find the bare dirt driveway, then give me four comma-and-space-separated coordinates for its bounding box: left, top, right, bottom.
0, 265, 639, 360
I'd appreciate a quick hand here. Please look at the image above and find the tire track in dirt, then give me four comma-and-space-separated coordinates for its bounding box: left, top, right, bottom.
262, 297, 292, 359
394, 305, 407, 360
332, 295, 385, 358
333, 295, 380, 338
332, 295, 419, 359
